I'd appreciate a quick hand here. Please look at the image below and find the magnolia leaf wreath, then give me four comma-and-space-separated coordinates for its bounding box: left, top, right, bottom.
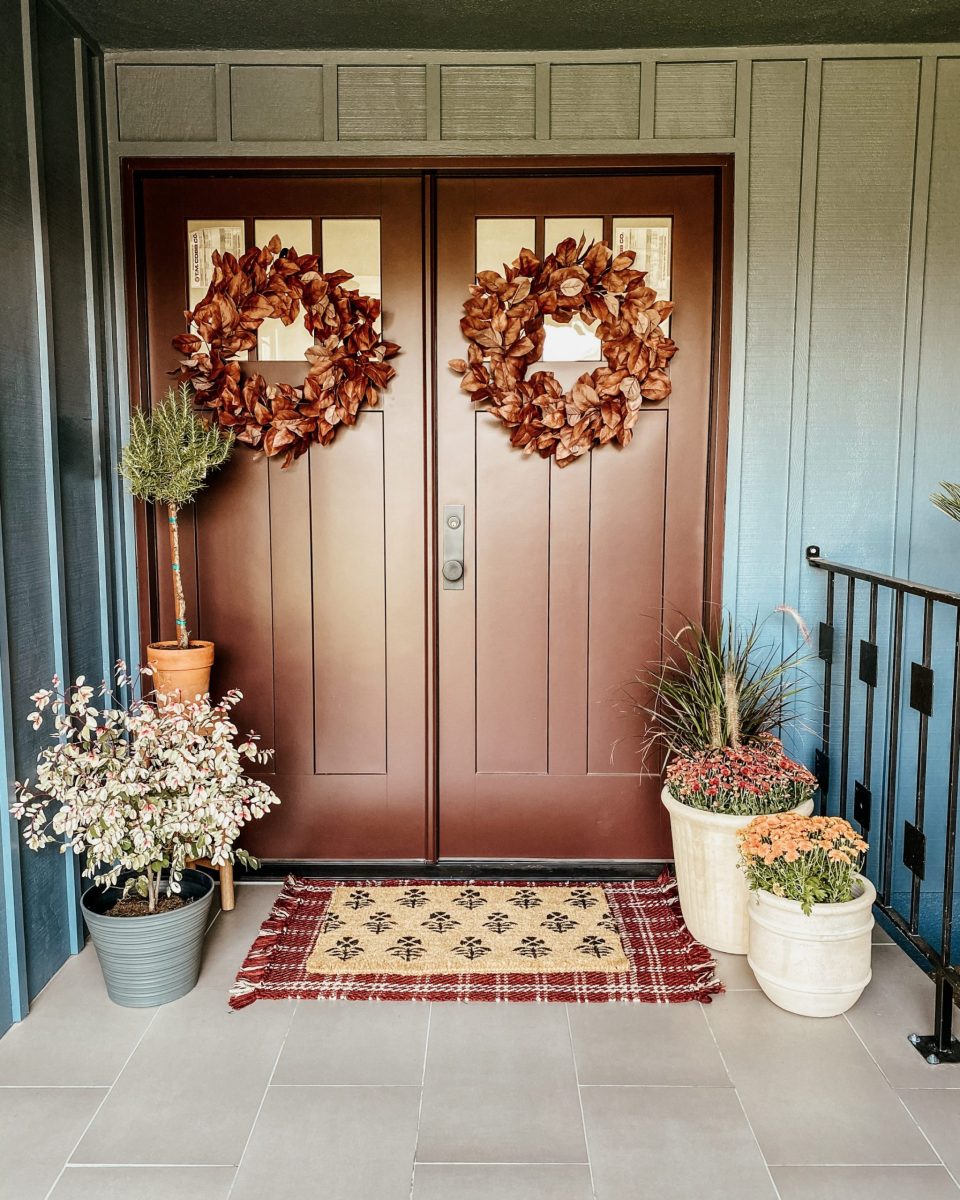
172, 235, 400, 465
449, 236, 677, 466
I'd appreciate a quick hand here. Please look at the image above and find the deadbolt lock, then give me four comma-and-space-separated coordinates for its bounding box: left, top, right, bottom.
442, 503, 465, 590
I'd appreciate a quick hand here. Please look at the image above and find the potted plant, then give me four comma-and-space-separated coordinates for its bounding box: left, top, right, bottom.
10, 666, 279, 1007
120, 382, 232, 700
633, 613, 816, 954
739, 813, 874, 1016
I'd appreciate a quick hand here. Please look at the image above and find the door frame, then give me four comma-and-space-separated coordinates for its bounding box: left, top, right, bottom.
122, 154, 734, 876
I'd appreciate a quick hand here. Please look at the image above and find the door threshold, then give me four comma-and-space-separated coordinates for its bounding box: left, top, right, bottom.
242, 860, 672, 882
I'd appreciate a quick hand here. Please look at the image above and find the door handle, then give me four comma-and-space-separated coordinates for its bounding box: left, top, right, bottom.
442, 503, 465, 590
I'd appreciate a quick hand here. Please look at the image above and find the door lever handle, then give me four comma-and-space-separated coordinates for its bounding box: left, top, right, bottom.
442, 503, 465, 590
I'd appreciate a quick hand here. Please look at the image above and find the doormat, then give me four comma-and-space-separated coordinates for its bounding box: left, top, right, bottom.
228, 873, 723, 1007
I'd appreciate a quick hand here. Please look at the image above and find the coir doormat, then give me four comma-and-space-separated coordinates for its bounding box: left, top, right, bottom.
229, 873, 723, 1007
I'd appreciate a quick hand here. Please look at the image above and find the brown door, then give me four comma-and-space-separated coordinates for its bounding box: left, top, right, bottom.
132, 163, 726, 864
435, 173, 721, 861
136, 173, 430, 860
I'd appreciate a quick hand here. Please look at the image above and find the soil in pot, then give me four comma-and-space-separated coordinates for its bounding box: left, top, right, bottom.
108, 894, 190, 918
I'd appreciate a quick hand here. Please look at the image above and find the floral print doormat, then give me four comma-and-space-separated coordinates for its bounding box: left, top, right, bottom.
229, 873, 723, 1007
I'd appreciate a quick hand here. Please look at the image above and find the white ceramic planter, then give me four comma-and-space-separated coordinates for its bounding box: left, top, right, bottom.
746, 875, 875, 1017
661, 786, 815, 954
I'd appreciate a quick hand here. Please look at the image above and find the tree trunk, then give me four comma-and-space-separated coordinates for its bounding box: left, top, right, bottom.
167, 503, 189, 649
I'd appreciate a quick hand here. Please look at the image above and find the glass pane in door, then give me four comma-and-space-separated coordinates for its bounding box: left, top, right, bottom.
255, 218, 314, 361
542, 216, 604, 362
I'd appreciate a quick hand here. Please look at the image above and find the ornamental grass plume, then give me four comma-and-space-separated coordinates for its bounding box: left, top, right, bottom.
665, 737, 817, 817
931, 481, 960, 524
738, 813, 868, 915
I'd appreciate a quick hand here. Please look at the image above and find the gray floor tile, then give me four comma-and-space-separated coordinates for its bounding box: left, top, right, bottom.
194, 883, 281, 990
417, 1003, 587, 1164
568, 1001, 729, 1085
899, 1089, 960, 1179
48, 1165, 235, 1199
772, 1165, 959, 1199
0, 948, 155, 1086
705, 990, 937, 1165
413, 1163, 594, 1200
844, 944, 948, 1088
273, 999, 429, 1084
873, 924, 894, 944
713, 950, 760, 990
229, 1085, 421, 1200
582, 1085, 776, 1200
70, 985, 295, 1164
0, 1087, 106, 1200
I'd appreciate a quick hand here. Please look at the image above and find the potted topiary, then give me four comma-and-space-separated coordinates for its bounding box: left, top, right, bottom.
120, 382, 232, 700
632, 612, 816, 954
739, 813, 874, 1016
11, 666, 279, 1007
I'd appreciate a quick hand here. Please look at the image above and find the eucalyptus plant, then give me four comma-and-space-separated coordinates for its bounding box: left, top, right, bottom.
120, 384, 232, 648
931, 481, 960, 524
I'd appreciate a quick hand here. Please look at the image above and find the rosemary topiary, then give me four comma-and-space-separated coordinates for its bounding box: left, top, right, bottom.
931, 481, 960, 525
120, 384, 233, 648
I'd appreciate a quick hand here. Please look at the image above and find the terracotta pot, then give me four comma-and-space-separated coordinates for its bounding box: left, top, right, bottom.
661, 786, 815, 955
146, 640, 214, 702
747, 875, 875, 1017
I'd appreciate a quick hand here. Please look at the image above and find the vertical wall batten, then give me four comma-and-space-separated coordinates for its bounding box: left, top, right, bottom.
894, 56, 937, 580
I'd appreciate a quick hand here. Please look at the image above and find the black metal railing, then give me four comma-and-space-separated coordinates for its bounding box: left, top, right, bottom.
807, 546, 960, 1064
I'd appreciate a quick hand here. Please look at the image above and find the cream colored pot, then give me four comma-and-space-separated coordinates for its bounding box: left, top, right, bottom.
746, 875, 875, 1017
661, 786, 815, 955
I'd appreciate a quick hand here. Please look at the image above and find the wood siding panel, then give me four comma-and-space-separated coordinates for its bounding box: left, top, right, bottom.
800, 59, 919, 582
475, 418, 550, 774
587, 412, 666, 774
908, 58, 960, 587
441, 66, 536, 140
338, 66, 427, 141
654, 61, 736, 138
231, 65, 323, 142
311, 414, 387, 775
116, 65, 217, 142
734, 60, 806, 619
550, 63, 641, 139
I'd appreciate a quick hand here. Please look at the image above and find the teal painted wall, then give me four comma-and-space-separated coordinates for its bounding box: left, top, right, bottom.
0, 0, 109, 1035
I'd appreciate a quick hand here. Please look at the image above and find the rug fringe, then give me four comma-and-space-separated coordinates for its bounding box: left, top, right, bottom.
228, 875, 303, 1011
654, 867, 724, 1002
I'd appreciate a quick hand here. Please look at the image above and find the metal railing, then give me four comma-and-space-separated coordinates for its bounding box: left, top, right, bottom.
807, 546, 960, 1064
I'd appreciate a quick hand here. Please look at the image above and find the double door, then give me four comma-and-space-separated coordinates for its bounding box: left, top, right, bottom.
135, 164, 726, 863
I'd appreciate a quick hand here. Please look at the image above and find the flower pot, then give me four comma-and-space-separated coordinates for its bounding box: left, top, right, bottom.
746, 875, 875, 1016
661, 787, 815, 954
146, 640, 214, 702
80, 868, 215, 1007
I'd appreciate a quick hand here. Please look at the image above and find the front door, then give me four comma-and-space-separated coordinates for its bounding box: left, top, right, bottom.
133, 163, 727, 864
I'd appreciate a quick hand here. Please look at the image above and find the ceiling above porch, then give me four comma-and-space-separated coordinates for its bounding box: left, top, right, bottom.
53, 0, 960, 51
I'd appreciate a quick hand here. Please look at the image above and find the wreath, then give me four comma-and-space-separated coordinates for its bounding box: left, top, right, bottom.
448, 236, 677, 466
172, 235, 400, 465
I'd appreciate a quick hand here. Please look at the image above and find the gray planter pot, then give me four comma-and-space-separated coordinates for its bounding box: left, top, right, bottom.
81, 868, 215, 1008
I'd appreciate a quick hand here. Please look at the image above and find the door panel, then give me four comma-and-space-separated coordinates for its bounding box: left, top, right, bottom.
138, 175, 428, 860
435, 173, 719, 861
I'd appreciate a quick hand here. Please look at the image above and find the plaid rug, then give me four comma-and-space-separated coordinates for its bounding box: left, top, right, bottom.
228, 872, 723, 1007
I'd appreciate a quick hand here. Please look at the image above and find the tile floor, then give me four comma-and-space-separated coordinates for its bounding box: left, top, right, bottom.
2, 882, 959, 1199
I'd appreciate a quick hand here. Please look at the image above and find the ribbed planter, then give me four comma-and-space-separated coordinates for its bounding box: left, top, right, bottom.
81, 868, 214, 1008
661, 787, 815, 955
747, 875, 876, 1017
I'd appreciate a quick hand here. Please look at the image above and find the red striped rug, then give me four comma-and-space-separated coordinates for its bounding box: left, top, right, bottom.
228, 872, 723, 1007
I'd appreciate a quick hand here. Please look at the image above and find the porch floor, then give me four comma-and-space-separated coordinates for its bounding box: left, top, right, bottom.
2, 884, 960, 1200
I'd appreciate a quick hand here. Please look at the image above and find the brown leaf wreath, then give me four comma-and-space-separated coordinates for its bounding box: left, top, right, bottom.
449, 236, 677, 467
172, 235, 400, 465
